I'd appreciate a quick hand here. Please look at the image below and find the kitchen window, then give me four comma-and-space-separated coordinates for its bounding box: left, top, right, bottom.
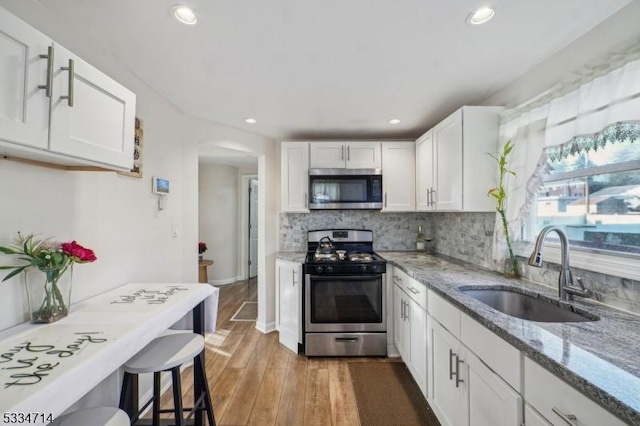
521, 126, 640, 278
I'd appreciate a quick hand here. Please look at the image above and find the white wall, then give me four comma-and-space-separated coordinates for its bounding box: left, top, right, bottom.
199, 164, 240, 284
0, 2, 278, 334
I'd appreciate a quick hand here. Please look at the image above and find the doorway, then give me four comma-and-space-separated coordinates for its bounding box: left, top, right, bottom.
248, 178, 258, 279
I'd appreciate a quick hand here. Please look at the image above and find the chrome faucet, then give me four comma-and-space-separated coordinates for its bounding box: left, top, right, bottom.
528, 226, 592, 301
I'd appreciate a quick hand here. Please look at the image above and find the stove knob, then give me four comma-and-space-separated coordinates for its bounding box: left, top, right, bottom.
360, 265, 368, 273
326, 266, 334, 274
315, 266, 324, 274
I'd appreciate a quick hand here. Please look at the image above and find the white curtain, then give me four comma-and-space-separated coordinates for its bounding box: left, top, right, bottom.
492, 47, 640, 269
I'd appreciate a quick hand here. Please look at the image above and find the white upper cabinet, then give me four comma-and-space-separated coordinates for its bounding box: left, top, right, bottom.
415, 106, 503, 212
416, 130, 435, 211
49, 43, 136, 170
382, 142, 416, 212
281, 141, 310, 213
309, 141, 381, 169
0, 10, 51, 149
0, 7, 136, 171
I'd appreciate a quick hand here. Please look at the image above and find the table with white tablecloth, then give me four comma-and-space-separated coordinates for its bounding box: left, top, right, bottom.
0, 283, 219, 426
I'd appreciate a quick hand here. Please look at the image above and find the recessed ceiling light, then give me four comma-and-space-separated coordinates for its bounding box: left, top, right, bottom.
245, 118, 257, 124
172, 5, 197, 25
388, 119, 401, 125
468, 7, 495, 25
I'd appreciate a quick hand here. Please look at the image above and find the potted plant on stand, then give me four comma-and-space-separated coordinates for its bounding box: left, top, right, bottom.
488, 141, 520, 278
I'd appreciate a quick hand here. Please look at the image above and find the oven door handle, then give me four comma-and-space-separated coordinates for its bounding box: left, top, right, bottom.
307, 274, 383, 281
335, 337, 359, 343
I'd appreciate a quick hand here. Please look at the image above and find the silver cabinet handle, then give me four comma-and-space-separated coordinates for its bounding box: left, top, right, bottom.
384, 192, 388, 208
292, 270, 297, 286
304, 193, 308, 208
400, 300, 405, 320
408, 287, 420, 295
392, 275, 401, 283
347, 145, 350, 161
552, 408, 578, 426
341, 145, 345, 161
449, 349, 455, 380
455, 356, 464, 387
60, 59, 74, 107
426, 189, 431, 206
431, 189, 436, 206
38, 45, 54, 98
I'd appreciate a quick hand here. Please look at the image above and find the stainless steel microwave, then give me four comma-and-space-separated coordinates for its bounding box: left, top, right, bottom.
309, 168, 383, 210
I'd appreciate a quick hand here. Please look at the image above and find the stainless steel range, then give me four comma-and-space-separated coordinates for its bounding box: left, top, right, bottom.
304, 229, 387, 356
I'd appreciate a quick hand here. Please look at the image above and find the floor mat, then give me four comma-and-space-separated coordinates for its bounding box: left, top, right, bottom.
348, 362, 441, 426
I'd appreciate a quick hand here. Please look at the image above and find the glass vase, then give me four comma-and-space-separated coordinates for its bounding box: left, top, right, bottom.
24, 265, 73, 324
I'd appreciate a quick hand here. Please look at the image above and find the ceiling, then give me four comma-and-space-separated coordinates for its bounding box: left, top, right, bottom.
5, 0, 633, 142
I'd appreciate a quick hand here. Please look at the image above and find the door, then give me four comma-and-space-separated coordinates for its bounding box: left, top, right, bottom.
276, 260, 301, 353
433, 109, 463, 210
309, 142, 346, 168
281, 142, 310, 212
248, 179, 258, 278
465, 349, 522, 426
408, 299, 427, 395
0, 10, 51, 149
49, 43, 136, 170
346, 142, 381, 169
429, 319, 465, 426
382, 142, 416, 212
416, 131, 435, 211
393, 284, 407, 359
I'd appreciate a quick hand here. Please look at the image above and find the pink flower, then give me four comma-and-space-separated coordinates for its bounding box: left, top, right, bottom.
61, 241, 97, 263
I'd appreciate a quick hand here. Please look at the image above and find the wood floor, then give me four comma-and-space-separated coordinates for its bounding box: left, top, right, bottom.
156, 278, 400, 426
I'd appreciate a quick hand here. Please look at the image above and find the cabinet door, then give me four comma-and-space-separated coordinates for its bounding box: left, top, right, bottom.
393, 284, 408, 359
433, 109, 463, 210
416, 131, 434, 211
346, 142, 381, 169
276, 260, 301, 353
429, 319, 465, 426
382, 142, 415, 212
281, 142, 310, 212
49, 43, 136, 170
525, 405, 553, 426
309, 142, 345, 168
408, 299, 427, 396
0, 10, 50, 149
465, 349, 522, 426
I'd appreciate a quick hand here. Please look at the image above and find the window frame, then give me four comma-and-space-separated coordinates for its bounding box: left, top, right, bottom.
521, 157, 640, 281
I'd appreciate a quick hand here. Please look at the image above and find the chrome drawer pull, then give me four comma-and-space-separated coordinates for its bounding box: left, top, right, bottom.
449, 349, 455, 380
408, 287, 420, 295
38, 45, 54, 98
60, 58, 74, 107
552, 407, 578, 426
455, 356, 464, 387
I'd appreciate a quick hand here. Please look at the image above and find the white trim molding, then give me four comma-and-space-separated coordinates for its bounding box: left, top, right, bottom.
516, 242, 640, 281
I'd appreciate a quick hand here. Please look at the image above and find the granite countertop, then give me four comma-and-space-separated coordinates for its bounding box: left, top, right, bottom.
379, 251, 640, 426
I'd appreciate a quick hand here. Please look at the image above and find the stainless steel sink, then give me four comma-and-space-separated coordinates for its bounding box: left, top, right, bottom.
458, 286, 599, 323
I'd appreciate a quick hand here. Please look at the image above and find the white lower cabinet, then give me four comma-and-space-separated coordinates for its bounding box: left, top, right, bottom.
524, 357, 627, 426
429, 318, 523, 426
275, 259, 302, 353
392, 268, 427, 395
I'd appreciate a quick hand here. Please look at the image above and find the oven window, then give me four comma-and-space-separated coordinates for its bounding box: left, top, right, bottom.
309, 276, 382, 323
311, 177, 368, 204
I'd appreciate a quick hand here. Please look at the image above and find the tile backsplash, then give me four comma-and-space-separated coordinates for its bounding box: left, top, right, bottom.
280, 210, 640, 314
279, 211, 432, 251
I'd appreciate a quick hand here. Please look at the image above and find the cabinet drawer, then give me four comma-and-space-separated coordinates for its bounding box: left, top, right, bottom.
428, 290, 460, 338
460, 313, 521, 392
392, 268, 426, 310
524, 357, 626, 426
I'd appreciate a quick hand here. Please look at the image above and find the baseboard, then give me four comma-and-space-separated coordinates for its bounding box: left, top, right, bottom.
387, 343, 400, 358
256, 321, 276, 334
209, 275, 243, 286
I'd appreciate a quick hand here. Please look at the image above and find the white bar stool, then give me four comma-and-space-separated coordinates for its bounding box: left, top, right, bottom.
50, 407, 129, 426
119, 332, 216, 426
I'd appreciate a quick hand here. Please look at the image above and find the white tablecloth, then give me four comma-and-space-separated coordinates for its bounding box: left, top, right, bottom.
0, 283, 218, 426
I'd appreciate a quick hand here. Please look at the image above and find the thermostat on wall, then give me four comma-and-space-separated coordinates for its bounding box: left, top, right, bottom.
152, 176, 170, 195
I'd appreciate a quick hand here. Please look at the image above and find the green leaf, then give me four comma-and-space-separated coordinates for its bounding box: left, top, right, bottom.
2, 266, 26, 282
